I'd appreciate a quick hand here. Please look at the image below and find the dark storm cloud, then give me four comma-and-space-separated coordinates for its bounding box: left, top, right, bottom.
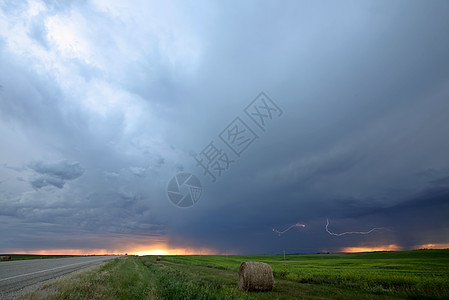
30, 175, 65, 189
29, 160, 84, 180
0, 0, 449, 254
28, 160, 84, 190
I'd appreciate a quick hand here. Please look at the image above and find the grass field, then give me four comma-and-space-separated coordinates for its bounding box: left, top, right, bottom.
22, 249, 449, 299
0, 254, 81, 261
163, 249, 449, 299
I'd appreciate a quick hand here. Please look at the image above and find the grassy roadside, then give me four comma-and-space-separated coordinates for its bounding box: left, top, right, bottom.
22, 256, 159, 300
23, 255, 403, 300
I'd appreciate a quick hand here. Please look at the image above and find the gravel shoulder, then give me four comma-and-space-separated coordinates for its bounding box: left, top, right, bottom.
7, 264, 103, 300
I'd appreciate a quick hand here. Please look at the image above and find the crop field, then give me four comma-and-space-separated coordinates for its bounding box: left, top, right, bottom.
162, 249, 449, 299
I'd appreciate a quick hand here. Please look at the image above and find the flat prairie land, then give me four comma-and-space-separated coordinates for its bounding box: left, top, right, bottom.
0, 254, 82, 261
162, 249, 449, 299
22, 249, 449, 299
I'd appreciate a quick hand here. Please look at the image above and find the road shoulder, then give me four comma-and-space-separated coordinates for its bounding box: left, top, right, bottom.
4, 264, 103, 300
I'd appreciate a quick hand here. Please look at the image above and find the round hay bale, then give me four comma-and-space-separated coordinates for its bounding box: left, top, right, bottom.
238, 261, 274, 291
156, 256, 161, 261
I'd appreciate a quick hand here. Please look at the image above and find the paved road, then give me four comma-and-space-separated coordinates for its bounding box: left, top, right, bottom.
0, 255, 120, 297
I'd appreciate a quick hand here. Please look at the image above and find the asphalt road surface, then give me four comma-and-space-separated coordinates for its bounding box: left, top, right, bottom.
0, 255, 121, 298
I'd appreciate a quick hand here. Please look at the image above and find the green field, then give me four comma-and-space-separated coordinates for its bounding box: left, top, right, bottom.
23, 249, 449, 299
162, 249, 449, 299
0, 254, 81, 261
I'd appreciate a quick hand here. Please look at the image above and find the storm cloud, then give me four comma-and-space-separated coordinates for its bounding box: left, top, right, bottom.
0, 0, 448, 254
28, 160, 84, 189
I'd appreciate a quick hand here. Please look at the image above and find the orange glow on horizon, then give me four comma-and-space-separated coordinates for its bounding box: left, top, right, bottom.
414, 243, 449, 250
132, 249, 170, 256
4, 243, 448, 256
340, 244, 403, 253
2, 245, 220, 256
128, 245, 219, 256
1, 234, 221, 256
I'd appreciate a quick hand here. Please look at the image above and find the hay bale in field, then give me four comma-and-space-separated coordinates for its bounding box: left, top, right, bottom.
156, 256, 161, 261
0, 256, 11, 261
238, 261, 274, 291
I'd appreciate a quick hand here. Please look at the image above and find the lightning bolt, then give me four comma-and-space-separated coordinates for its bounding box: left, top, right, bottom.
273, 223, 306, 236
326, 218, 388, 236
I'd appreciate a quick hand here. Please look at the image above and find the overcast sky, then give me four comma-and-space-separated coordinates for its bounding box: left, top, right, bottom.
1, 0, 449, 255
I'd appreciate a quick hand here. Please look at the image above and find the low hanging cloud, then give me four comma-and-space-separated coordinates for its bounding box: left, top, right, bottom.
30, 175, 65, 189
28, 160, 85, 189
129, 166, 146, 177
